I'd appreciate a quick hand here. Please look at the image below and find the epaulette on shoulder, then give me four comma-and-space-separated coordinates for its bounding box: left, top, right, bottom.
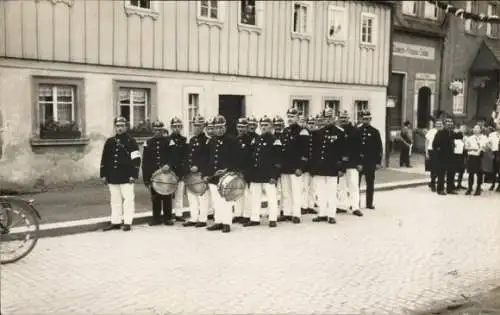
273, 139, 282, 146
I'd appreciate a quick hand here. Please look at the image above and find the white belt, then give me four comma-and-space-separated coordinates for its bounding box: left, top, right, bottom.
468, 150, 480, 156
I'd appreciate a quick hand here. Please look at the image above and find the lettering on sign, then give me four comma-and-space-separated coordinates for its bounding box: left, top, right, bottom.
416, 73, 436, 80
393, 42, 435, 60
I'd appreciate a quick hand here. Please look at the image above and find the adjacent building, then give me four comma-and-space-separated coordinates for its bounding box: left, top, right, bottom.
388, 0, 445, 131
0, 0, 393, 186
441, 0, 500, 123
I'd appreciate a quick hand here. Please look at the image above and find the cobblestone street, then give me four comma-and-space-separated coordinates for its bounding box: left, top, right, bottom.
2, 186, 500, 315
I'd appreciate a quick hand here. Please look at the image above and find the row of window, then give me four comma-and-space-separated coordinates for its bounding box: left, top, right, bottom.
128, 0, 378, 46
402, 1, 438, 20
34, 79, 371, 140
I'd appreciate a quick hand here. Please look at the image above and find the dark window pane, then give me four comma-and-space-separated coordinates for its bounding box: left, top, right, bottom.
130, 0, 139, 6
140, 0, 150, 9
120, 105, 130, 122
44, 103, 54, 121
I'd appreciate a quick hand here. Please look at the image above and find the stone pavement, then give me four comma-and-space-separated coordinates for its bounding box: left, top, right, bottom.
2, 186, 500, 315
24, 167, 429, 225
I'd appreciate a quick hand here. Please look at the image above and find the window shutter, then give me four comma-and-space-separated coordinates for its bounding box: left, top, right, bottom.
256, 1, 264, 27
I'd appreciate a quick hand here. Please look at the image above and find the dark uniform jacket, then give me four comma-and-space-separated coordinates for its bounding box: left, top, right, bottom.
185, 132, 210, 176
433, 129, 455, 168
100, 133, 141, 184
142, 135, 170, 185
236, 133, 252, 181
279, 124, 309, 174
339, 123, 362, 169
167, 133, 188, 178
302, 128, 315, 173
310, 125, 345, 176
204, 133, 239, 185
247, 133, 282, 183
358, 124, 383, 167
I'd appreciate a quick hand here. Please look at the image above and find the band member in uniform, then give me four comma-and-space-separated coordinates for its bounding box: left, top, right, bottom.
245, 116, 282, 228
358, 111, 383, 209
168, 117, 188, 222
310, 108, 345, 224
337, 110, 363, 216
204, 115, 238, 233
432, 118, 456, 195
205, 117, 215, 220
100, 117, 141, 231
301, 116, 316, 215
273, 115, 285, 217
465, 124, 488, 195
142, 120, 175, 226
233, 118, 252, 224
183, 115, 211, 228
247, 116, 259, 138
488, 122, 500, 192
425, 119, 443, 192
277, 107, 309, 224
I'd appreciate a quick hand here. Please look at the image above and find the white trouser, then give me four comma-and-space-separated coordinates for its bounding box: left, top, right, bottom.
277, 177, 283, 212
173, 181, 185, 217
339, 168, 360, 211
186, 189, 209, 223
312, 176, 338, 218
234, 184, 252, 218
108, 183, 135, 225
281, 173, 304, 217
250, 182, 279, 222
208, 184, 233, 225
207, 185, 214, 216
301, 172, 316, 209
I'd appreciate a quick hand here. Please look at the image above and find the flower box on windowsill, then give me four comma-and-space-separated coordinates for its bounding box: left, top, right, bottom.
40, 130, 82, 139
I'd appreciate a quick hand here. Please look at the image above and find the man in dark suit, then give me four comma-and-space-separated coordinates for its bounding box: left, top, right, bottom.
100, 117, 141, 231
358, 111, 383, 210
433, 117, 456, 195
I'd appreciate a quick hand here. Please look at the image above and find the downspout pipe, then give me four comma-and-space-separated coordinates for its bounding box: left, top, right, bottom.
385, 2, 394, 168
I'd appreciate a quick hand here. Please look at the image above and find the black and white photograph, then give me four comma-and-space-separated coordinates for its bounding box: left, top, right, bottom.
1, 0, 500, 314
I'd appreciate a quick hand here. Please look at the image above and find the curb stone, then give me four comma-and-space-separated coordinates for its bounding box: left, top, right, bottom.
31, 179, 429, 238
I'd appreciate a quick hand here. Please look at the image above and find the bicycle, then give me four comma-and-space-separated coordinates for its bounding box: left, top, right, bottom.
0, 196, 42, 264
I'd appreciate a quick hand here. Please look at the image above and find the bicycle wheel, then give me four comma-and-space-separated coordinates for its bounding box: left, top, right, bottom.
0, 199, 40, 264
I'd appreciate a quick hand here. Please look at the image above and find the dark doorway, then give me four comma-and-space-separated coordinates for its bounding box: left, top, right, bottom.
218, 95, 245, 136
388, 73, 404, 129
417, 87, 431, 129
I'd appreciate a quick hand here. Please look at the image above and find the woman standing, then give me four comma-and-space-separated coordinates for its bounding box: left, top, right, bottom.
464, 125, 488, 195
453, 124, 467, 190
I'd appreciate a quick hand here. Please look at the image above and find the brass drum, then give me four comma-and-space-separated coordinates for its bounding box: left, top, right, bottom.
184, 172, 209, 196
151, 168, 178, 196
217, 172, 246, 202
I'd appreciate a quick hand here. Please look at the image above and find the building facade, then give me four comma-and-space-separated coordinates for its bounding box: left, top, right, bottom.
441, 0, 500, 123
388, 0, 445, 131
0, 0, 392, 186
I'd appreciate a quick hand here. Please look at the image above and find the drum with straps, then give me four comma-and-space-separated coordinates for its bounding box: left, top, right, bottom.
217, 172, 246, 202
151, 167, 178, 196
184, 172, 209, 196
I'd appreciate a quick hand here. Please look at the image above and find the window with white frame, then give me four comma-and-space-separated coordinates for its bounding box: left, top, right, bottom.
487, 4, 497, 37
292, 2, 309, 34
327, 5, 347, 42
452, 92, 465, 115
240, 0, 256, 25
354, 100, 369, 124
38, 85, 76, 125
360, 13, 375, 45
129, 0, 150, 9
402, 1, 417, 16
464, 1, 472, 33
188, 93, 200, 137
292, 99, 309, 117
119, 88, 150, 128
324, 98, 341, 117
199, 0, 219, 20
424, 1, 438, 20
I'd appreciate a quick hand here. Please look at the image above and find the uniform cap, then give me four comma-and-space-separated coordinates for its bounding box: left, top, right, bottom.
192, 115, 206, 126
114, 116, 128, 124
307, 116, 316, 124
273, 116, 285, 125
206, 117, 215, 127
213, 115, 227, 126
152, 120, 165, 128
170, 117, 183, 126
259, 115, 273, 125
247, 116, 258, 126
287, 107, 299, 116
339, 110, 350, 118
323, 107, 334, 118
237, 118, 249, 126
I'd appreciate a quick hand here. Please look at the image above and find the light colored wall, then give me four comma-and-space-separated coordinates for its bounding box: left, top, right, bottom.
0, 0, 391, 86
0, 59, 387, 186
